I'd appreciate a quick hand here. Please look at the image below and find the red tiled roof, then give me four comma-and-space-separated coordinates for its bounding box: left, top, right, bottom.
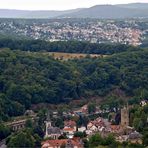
88, 118, 105, 127
42, 138, 83, 148
63, 127, 75, 131
42, 139, 66, 147
111, 125, 120, 131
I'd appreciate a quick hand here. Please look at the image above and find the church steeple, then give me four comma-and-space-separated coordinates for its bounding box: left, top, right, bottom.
45, 110, 52, 138
121, 104, 129, 127
46, 110, 51, 122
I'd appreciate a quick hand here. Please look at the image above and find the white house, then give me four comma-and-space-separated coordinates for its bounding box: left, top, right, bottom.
63, 127, 75, 139
78, 126, 86, 132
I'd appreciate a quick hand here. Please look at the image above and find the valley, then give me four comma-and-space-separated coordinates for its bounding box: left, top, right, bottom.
0, 2, 148, 148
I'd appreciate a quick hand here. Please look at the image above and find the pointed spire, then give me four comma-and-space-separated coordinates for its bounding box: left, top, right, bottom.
47, 110, 50, 121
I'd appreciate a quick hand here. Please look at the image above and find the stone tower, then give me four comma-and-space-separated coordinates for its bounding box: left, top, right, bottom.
121, 106, 129, 127
45, 110, 52, 138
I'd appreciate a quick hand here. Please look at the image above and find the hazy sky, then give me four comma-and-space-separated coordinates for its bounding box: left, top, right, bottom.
0, 0, 148, 10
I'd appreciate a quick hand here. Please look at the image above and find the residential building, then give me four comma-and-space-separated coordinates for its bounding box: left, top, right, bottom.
41, 137, 84, 148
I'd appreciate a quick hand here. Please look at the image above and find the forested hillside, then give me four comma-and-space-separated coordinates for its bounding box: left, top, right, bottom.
0, 48, 147, 121
0, 38, 139, 55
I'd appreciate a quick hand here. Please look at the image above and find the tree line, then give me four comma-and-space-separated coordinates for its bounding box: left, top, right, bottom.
0, 38, 140, 55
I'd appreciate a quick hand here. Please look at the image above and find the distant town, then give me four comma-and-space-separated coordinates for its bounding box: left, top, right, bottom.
0, 18, 148, 46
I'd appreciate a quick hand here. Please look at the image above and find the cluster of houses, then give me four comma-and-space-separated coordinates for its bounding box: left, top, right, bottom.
43, 119, 84, 148
0, 19, 144, 46
42, 137, 84, 148
41, 102, 145, 148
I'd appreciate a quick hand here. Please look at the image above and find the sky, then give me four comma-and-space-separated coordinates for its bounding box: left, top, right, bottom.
0, 0, 148, 10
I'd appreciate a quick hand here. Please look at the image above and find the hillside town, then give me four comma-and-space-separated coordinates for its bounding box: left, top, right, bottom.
41, 102, 146, 148
1, 95, 147, 148
0, 19, 147, 46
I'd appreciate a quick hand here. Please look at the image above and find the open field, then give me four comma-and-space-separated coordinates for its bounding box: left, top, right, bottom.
42, 52, 107, 60
1, 48, 107, 60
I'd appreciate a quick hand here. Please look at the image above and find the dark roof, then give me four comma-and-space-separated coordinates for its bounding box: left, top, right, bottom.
48, 127, 61, 134
129, 131, 142, 139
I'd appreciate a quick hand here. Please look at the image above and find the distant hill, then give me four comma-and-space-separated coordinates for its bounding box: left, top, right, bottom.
0, 3, 148, 19
60, 4, 148, 19
117, 3, 148, 9
0, 8, 84, 18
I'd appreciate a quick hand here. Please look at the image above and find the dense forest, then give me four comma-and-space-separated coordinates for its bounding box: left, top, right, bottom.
0, 45, 147, 121
0, 38, 140, 55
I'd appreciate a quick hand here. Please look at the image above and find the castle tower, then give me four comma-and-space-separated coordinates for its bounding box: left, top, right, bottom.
121, 105, 129, 127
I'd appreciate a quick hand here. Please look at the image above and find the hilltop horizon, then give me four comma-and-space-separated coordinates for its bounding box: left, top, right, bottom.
0, 3, 148, 19
0, 2, 148, 11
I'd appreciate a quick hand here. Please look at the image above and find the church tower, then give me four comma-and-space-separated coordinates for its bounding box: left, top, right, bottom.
121, 105, 129, 127
45, 110, 52, 138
